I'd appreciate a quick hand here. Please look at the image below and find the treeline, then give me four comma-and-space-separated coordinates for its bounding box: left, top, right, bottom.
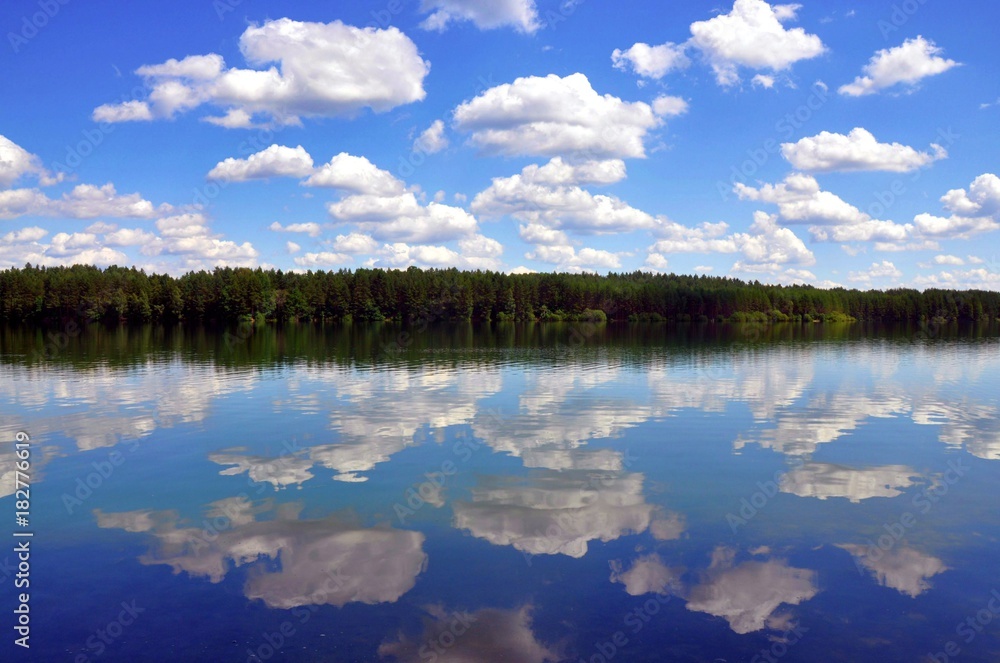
1, 263, 998, 325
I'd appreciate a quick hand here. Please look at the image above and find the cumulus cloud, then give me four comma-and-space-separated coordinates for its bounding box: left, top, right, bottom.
649, 212, 815, 273
419, 0, 540, 33
141, 212, 259, 269
414, 119, 449, 154
452, 73, 663, 159
611, 42, 690, 79
0, 183, 164, 220
839, 36, 959, 97
92, 19, 430, 127
913, 173, 1000, 239
304, 153, 406, 196
610, 554, 682, 596
734, 173, 916, 243
849, 260, 903, 283
652, 95, 689, 117
207, 145, 314, 181
527, 244, 623, 271
688, 0, 826, 86
782, 128, 947, 172
472, 158, 653, 236
0, 135, 63, 187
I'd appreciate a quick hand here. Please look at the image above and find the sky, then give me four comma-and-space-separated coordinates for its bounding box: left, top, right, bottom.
1, 0, 999, 290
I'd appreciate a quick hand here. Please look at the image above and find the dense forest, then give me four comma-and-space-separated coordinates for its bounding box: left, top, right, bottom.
1, 264, 998, 325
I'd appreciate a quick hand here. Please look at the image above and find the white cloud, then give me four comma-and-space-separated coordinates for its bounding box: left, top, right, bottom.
688, 0, 826, 86
419, 0, 540, 33
375, 234, 504, 270
527, 244, 622, 271
645, 253, 670, 270
269, 222, 322, 237
1, 226, 47, 243
328, 194, 478, 243
751, 74, 776, 89
293, 251, 351, 268
453, 73, 663, 159
331, 232, 380, 254
0, 183, 163, 220
781, 128, 947, 172
913, 173, 1000, 239
286, 241, 301, 254
414, 120, 449, 154
933, 255, 964, 266
92, 100, 154, 123
611, 42, 690, 79
839, 36, 959, 97
650, 212, 815, 273
610, 554, 681, 596
142, 213, 259, 269
207, 145, 314, 181
848, 260, 902, 283
652, 95, 689, 118
0, 135, 63, 187
103, 228, 158, 246
93, 19, 430, 126
304, 153, 406, 196
735, 173, 917, 244
472, 158, 654, 235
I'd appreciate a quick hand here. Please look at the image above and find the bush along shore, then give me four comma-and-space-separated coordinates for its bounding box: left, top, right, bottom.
1, 264, 998, 325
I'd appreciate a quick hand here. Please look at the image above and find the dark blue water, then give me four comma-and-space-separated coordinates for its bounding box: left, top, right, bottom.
1, 324, 999, 661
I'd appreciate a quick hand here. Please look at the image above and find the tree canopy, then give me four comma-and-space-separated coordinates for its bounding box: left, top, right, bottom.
1, 263, 997, 325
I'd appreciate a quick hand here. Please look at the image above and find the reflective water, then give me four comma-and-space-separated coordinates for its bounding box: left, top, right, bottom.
1, 323, 999, 662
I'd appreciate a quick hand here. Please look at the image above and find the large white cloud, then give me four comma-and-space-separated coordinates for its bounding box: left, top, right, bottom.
781, 128, 947, 173
688, 0, 826, 86
838, 545, 948, 597
839, 36, 959, 97
207, 145, 314, 181
453, 73, 665, 159
419, 0, 540, 33
93, 19, 430, 126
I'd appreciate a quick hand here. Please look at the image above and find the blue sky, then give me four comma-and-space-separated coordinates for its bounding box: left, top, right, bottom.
2, 0, 999, 289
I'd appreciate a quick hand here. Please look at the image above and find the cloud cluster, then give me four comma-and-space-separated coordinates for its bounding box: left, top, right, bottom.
93, 19, 430, 127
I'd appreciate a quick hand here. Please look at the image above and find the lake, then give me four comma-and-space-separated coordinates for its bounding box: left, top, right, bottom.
1, 322, 999, 662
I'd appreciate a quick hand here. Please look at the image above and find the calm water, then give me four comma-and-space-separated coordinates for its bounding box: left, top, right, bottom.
1, 322, 999, 662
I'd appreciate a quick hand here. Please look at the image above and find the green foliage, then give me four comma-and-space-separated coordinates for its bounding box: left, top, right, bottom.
0, 264, 997, 325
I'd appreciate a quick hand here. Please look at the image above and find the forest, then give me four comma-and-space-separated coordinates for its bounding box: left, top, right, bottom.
1, 263, 998, 325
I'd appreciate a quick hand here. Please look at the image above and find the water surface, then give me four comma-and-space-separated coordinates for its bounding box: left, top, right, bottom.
1, 322, 999, 662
